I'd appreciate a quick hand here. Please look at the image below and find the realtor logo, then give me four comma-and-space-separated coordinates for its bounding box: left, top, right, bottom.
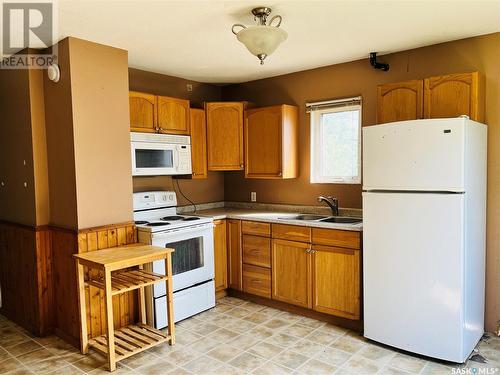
1, 1, 57, 68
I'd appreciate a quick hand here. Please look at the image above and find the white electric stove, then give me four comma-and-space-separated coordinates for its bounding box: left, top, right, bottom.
133, 191, 215, 329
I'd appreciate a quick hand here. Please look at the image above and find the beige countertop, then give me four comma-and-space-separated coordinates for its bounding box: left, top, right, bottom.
194, 208, 363, 232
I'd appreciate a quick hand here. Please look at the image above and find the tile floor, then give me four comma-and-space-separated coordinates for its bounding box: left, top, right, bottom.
1, 297, 499, 375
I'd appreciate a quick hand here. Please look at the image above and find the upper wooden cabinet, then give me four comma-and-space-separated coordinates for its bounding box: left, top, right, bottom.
312, 245, 360, 319
129, 92, 190, 134
206, 102, 245, 171
424, 72, 483, 122
156, 96, 190, 135
245, 105, 298, 179
189, 109, 207, 179
213, 220, 227, 293
129, 91, 157, 133
271, 239, 312, 309
377, 72, 484, 124
377, 80, 423, 124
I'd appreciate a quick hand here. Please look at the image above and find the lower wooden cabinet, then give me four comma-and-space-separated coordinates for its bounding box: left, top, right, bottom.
220, 219, 361, 320
242, 264, 271, 298
227, 219, 242, 290
213, 220, 227, 292
242, 235, 271, 268
271, 239, 312, 309
312, 245, 360, 319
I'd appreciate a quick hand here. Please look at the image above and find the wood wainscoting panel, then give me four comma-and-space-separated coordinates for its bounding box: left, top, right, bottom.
76, 223, 137, 340
0, 222, 53, 336
51, 227, 80, 343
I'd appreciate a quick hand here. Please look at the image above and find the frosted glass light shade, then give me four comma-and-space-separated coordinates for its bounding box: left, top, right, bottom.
236, 25, 287, 57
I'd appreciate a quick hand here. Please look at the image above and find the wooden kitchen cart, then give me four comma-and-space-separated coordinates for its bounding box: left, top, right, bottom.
74, 244, 175, 371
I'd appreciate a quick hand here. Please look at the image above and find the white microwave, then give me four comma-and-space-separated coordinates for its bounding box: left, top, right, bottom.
130, 132, 192, 176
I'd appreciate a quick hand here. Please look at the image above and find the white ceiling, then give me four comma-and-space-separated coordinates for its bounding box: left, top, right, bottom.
58, 0, 500, 84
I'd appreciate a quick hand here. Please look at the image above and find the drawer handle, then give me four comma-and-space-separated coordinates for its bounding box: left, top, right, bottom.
251, 279, 263, 284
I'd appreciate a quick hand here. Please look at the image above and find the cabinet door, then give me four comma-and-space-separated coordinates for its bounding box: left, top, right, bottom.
245, 106, 282, 177
157, 96, 190, 135
213, 220, 227, 292
129, 91, 157, 132
377, 80, 423, 124
272, 239, 311, 308
227, 219, 242, 290
206, 102, 244, 170
243, 264, 271, 298
242, 235, 271, 268
424, 72, 483, 121
312, 245, 360, 319
190, 109, 207, 179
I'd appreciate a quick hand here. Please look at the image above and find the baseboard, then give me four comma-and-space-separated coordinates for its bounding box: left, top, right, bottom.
227, 289, 363, 333
54, 327, 80, 349
216, 289, 227, 300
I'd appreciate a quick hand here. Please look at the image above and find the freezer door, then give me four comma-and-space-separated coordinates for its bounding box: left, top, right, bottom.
363, 119, 465, 192
363, 192, 466, 362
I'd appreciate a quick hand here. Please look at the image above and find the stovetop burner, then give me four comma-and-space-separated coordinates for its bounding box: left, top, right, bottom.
135, 220, 149, 225
183, 217, 200, 221
161, 216, 184, 221
146, 222, 170, 227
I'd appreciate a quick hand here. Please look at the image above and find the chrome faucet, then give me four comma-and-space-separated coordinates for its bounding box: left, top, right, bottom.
317, 196, 339, 216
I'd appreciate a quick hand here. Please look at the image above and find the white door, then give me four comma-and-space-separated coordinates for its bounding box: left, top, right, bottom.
363, 118, 466, 192
363, 192, 466, 362
151, 223, 214, 296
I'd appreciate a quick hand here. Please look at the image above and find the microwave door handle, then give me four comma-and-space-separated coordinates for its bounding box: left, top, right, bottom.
173, 147, 180, 169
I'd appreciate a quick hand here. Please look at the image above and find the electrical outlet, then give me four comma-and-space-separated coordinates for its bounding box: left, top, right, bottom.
251, 192, 257, 202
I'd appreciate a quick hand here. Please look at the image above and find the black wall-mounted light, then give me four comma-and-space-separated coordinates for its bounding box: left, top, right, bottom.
369, 52, 389, 71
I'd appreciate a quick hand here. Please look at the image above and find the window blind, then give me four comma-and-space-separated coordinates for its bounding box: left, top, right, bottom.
306, 96, 362, 113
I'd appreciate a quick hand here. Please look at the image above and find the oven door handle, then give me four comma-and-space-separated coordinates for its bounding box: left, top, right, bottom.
152, 223, 214, 238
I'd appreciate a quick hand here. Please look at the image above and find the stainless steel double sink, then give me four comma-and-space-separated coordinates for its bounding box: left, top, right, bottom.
278, 214, 362, 224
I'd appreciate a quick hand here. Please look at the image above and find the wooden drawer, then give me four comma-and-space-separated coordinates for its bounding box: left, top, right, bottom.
242, 235, 271, 268
243, 264, 271, 298
272, 223, 311, 243
242, 221, 271, 237
312, 228, 361, 249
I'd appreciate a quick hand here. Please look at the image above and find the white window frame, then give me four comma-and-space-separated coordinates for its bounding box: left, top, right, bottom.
310, 104, 362, 184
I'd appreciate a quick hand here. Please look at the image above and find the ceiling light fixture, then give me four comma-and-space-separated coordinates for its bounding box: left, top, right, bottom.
232, 7, 287, 65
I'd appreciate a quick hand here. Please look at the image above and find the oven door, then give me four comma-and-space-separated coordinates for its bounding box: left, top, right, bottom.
131, 141, 179, 176
150, 223, 214, 296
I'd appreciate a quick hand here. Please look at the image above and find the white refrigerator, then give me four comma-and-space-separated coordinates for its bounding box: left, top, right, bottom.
362, 118, 487, 363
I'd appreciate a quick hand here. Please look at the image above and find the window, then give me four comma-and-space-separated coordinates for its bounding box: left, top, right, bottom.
309, 99, 361, 184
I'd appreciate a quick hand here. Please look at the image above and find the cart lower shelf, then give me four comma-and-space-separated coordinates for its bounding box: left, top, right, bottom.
89, 324, 171, 361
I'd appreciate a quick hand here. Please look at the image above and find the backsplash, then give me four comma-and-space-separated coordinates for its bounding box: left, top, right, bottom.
177, 201, 362, 217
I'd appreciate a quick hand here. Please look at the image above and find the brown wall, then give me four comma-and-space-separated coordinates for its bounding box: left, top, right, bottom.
129, 68, 225, 205
44, 38, 134, 229
43, 38, 79, 229
0, 68, 37, 226
29, 69, 50, 225
222, 32, 500, 332
69, 38, 133, 229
